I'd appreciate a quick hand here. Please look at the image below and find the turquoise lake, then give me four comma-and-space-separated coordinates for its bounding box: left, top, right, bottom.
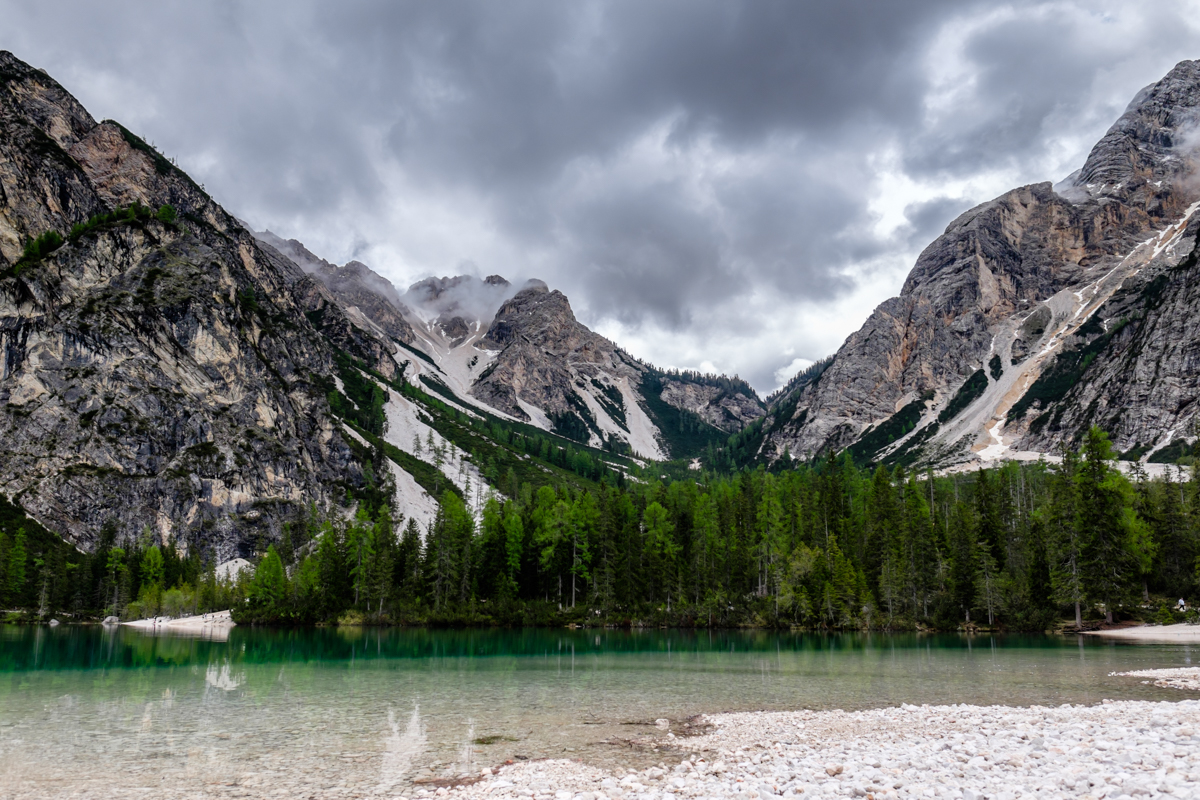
1, 626, 1195, 794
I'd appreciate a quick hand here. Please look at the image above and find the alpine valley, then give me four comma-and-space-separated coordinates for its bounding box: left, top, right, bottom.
2, 50, 1200, 631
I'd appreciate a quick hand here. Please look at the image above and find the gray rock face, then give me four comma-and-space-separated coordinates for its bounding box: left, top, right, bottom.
474, 283, 640, 424
1014, 218, 1200, 455
764, 58, 1200, 463
252, 230, 416, 346
0, 51, 379, 556
658, 378, 764, 433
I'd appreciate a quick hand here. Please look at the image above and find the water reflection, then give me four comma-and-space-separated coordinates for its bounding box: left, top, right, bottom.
3, 624, 1180, 673
2, 626, 1197, 789
205, 661, 243, 691
381, 706, 427, 786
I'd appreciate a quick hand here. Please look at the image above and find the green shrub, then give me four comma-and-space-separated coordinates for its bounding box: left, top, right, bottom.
237, 288, 259, 313
156, 204, 177, 224
68, 203, 153, 243
18, 230, 64, 265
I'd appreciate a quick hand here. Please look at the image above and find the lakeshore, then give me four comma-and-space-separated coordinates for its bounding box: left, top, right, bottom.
1083, 623, 1200, 644
449, 695, 1200, 800
121, 609, 235, 630
2, 628, 1198, 799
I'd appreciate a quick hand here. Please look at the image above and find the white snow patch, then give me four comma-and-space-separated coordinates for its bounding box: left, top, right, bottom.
1142, 429, 1177, 463
574, 382, 629, 446
341, 424, 370, 448
384, 457, 439, 536
976, 420, 1009, 461
397, 334, 517, 421
215, 558, 252, 582
342, 423, 436, 533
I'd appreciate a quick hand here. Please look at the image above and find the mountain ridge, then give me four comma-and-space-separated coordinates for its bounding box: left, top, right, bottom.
758, 57, 1200, 471
251, 229, 766, 458
0, 50, 400, 556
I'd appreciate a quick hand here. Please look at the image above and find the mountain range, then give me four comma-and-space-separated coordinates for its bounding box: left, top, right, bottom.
2, 50, 1199, 559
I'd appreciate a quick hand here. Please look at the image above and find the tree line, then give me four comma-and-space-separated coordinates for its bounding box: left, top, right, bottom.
2, 427, 1195, 629
218, 426, 1200, 628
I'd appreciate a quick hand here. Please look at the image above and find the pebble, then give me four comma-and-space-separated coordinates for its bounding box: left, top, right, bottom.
446, 695, 1200, 800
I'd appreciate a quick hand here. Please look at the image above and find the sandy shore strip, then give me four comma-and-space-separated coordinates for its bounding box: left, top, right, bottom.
440, 699, 1200, 800
1082, 623, 1200, 643
121, 609, 234, 630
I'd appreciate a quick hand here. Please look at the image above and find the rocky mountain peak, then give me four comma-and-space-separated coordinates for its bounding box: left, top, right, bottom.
762, 57, 1200, 467
252, 229, 334, 273
1073, 59, 1200, 191
0, 50, 96, 151
251, 230, 415, 344
400, 274, 521, 326
1, 53, 231, 265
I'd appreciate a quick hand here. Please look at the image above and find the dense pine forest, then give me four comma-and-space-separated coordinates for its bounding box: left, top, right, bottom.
1, 424, 1195, 631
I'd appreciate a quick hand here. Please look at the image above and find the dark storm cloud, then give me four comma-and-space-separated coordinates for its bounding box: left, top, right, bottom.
3, 1, 1198, 390
901, 5, 1200, 180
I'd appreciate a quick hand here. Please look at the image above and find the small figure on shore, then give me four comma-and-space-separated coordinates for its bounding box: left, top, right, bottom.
1179, 598, 1187, 612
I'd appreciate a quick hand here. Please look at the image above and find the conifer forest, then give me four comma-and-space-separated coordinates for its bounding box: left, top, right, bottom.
1, 425, 1194, 631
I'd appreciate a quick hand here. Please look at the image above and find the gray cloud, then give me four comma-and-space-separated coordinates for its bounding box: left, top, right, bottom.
3, 1, 1199, 392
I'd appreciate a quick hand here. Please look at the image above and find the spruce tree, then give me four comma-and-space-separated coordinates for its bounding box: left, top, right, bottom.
1075, 427, 1153, 623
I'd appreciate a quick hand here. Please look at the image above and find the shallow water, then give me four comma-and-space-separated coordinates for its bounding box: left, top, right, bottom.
0, 626, 1196, 794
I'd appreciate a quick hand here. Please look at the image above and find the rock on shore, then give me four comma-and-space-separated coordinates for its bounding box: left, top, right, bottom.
440, 699, 1200, 800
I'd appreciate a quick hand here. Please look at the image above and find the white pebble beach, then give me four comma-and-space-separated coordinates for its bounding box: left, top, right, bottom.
433, 677, 1200, 800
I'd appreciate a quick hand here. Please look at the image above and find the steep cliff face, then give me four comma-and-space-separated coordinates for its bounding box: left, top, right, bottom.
472, 282, 664, 456
1012, 219, 1200, 458
0, 51, 385, 555
763, 58, 1200, 467
656, 377, 764, 433
257, 233, 764, 458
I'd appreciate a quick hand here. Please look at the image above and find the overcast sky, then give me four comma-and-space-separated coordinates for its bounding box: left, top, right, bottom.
5, 2, 1200, 393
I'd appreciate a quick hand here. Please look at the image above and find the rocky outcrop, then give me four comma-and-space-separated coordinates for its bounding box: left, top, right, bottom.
474, 282, 640, 422
0, 51, 383, 556
1013, 217, 1200, 456
657, 378, 764, 433
253, 230, 416, 346
763, 59, 1200, 464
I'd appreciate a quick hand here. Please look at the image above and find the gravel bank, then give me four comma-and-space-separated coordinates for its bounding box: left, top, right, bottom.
1084, 624, 1200, 643
439, 699, 1200, 800
1116, 668, 1200, 693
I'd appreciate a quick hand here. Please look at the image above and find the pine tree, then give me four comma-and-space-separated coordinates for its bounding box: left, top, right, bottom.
395, 517, 424, 600
1043, 448, 1086, 627
643, 501, 678, 605
1075, 427, 1154, 623
6, 530, 27, 607
250, 545, 289, 614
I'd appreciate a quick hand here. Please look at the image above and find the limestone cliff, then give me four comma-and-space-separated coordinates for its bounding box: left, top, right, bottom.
656, 377, 764, 433
763, 58, 1200, 467
0, 51, 391, 556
